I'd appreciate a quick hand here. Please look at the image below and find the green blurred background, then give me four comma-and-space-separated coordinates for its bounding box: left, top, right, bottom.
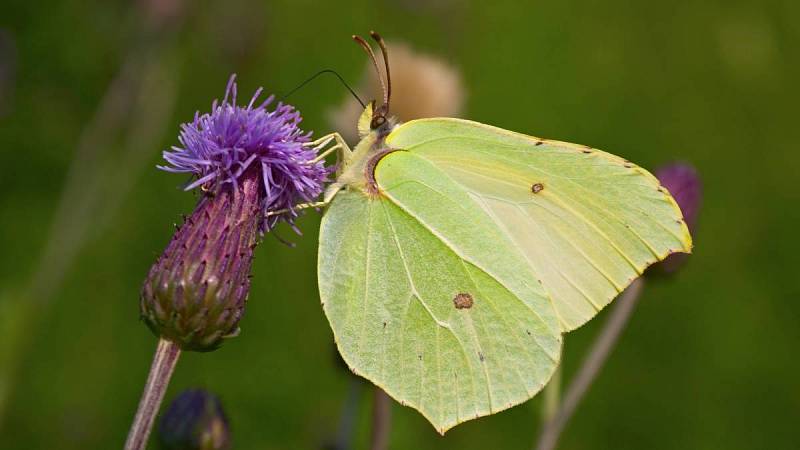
1, 0, 798, 448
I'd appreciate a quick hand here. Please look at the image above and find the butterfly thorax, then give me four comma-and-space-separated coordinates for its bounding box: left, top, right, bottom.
328, 103, 399, 199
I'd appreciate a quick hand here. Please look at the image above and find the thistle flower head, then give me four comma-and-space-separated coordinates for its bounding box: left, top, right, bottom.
160, 74, 328, 231
159, 389, 231, 450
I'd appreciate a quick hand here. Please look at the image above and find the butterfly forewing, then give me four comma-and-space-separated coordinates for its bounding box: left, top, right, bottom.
384, 118, 692, 331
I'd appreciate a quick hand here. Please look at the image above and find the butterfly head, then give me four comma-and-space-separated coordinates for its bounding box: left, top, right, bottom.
353, 32, 395, 139
357, 100, 396, 139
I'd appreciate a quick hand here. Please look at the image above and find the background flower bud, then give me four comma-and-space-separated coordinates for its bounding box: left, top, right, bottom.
158, 389, 231, 450
653, 162, 702, 274
0, 28, 16, 118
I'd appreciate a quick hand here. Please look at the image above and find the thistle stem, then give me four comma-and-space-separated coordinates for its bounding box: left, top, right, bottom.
125, 338, 182, 450
535, 277, 645, 450
369, 387, 392, 450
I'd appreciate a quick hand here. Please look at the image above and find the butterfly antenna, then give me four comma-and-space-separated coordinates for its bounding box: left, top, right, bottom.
369, 31, 391, 111
279, 69, 365, 108
352, 34, 387, 110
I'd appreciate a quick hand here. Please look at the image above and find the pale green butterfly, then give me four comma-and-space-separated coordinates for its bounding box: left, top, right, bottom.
295, 32, 692, 433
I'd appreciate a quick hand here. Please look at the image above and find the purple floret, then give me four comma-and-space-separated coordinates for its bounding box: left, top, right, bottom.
159, 74, 328, 231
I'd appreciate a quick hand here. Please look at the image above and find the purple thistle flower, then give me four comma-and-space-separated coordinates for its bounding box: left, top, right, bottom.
653, 162, 702, 274
159, 74, 328, 231
141, 75, 328, 351
159, 389, 231, 450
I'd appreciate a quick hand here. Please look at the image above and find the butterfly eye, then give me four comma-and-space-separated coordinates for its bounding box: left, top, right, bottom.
371, 115, 386, 129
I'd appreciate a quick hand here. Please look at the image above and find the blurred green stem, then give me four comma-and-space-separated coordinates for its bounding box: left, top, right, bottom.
0, 295, 35, 416
542, 362, 561, 423
125, 338, 181, 450
536, 277, 645, 450
0, 10, 182, 430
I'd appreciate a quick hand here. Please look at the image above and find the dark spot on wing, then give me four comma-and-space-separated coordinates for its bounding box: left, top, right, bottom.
453, 292, 474, 309
531, 183, 544, 194
582, 149, 592, 154
535, 141, 544, 146
478, 352, 485, 362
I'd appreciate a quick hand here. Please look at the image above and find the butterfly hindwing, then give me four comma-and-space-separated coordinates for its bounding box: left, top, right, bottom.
319, 186, 561, 433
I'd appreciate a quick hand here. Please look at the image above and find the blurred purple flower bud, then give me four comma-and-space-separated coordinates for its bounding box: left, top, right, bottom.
158, 389, 231, 450
653, 163, 702, 274
0, 29, 17, 117
656, 163, 701, 231
141, 76, 328, 351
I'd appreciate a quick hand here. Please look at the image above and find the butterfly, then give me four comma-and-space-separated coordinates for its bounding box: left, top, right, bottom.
307, 32, 691, 433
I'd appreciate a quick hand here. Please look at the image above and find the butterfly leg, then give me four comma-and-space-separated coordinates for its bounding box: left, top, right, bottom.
305, 132, 352, 164
264, 133, 350, 218
322, 182, 343, 204
265, 200, 329, 217
263, 181, 345, 217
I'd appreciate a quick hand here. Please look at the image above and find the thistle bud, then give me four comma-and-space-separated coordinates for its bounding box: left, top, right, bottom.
653, 163, 702, 274
140, 75, 328, 351
158, 389, 231, 450
140, 173, 259, 350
